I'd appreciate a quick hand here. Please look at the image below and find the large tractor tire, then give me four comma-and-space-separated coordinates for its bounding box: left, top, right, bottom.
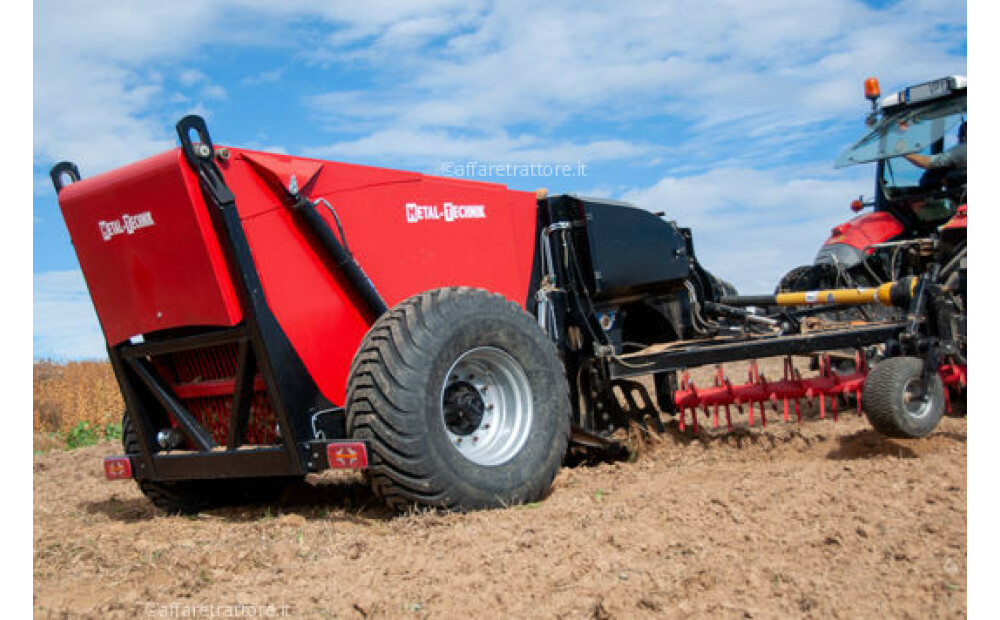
776, 263, 897, 323
122, 412, 297, 514
862, 357, 945, 438
776, 263, 847, 294
345, 287, 571, 511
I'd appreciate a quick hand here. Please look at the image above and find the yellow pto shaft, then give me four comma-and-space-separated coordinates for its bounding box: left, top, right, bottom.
720, 276, 919, 309
774, 277, 917, 308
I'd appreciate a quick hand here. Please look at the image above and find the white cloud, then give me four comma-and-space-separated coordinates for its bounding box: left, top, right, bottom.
31, 0, 481, 173
175, 69, 227, 101
241, 68, 284, 86
303, 0, 966, 167
33, 270, 107, 360
33, 0, 965, 174
33, 57, 175, 175
32, 2, 218, 173
179, 68, 208, 87
303, 127, 653, 169
201, 84, 228, 100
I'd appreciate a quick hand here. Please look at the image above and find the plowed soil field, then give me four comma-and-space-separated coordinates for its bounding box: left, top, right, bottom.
33, 361, 967, 618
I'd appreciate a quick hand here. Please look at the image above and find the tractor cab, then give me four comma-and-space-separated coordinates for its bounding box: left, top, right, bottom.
778, 75, 967, 293
835, 75, 967, 233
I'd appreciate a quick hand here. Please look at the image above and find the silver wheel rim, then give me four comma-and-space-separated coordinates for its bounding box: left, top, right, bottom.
902, 377, 933, 419
440, 346, 533, 466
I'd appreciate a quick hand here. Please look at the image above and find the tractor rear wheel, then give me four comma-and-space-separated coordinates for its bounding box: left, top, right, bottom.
776, 264, 831, 294
862, 357, 945, 438
122, 412, 296, 514
776, 263, 898, 323
345, 287, 571, 511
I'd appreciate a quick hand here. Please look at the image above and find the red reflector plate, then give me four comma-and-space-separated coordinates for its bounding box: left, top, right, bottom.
326, 442, 369, 469
103, 456, 133, 480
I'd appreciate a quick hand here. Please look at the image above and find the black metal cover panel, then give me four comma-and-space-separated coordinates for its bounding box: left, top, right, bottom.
580, 199, 691, 300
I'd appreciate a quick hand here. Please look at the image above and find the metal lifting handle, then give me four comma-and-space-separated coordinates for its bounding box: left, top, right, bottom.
176, 115, 216, 166
175, 115, 234, 207
50, 161, 81, 195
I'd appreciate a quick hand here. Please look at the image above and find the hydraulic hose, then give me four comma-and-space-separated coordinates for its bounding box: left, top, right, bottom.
292, 196, 389, 320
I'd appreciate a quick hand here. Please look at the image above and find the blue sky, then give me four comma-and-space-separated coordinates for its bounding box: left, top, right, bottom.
32, 0, 967, 360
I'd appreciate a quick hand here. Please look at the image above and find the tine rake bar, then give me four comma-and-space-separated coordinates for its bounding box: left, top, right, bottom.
674, 353, 869, 432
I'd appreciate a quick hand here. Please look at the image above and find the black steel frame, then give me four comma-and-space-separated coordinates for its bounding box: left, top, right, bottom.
602, 322, 906, 380
535, 191, 949, 437
58, 116, 377, 482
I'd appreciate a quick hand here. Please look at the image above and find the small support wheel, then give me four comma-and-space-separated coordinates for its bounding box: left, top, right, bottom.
863, 357, 945, 438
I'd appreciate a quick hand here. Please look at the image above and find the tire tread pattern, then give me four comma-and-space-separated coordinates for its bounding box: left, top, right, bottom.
346, 287, 570, 511
863, 357, 945, 438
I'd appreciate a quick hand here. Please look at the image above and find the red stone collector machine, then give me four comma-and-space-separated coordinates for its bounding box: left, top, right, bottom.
51, 111, 965, 513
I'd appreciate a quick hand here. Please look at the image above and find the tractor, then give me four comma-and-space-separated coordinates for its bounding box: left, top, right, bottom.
777, 75, 967, 318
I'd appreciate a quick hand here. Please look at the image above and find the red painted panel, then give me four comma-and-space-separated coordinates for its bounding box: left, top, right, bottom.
59, 146, 538, 406
57, 150, 242, 345
823, 210, 905, 252
941, 204, 967, 230
222, 148, 538, 404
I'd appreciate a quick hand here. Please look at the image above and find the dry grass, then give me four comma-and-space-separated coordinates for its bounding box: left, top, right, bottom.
33, 361, 122, 435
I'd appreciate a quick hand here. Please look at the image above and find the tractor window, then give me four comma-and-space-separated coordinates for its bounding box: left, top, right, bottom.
880, 123, 964, 224
835, 95, 966, 168
881, 113, 965, 198
881, 156, 924, 194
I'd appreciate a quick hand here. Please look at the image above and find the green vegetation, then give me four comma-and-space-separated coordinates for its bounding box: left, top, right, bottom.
63, 421, 123, 450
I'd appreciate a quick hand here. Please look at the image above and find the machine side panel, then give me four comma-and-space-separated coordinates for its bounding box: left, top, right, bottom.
580, 200, 691, 300
222, 150, 538, 404
57, 149, 243, 344
324, 177, 537, 311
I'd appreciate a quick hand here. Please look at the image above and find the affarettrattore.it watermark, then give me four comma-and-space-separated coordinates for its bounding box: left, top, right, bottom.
440, 161, 587, 179
143, 602, 292, 617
